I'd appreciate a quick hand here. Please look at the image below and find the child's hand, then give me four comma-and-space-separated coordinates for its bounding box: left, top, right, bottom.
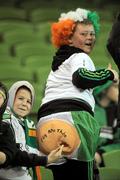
47, 145, 64, 164
95, 152, 102, 167
107, 63, 119, 83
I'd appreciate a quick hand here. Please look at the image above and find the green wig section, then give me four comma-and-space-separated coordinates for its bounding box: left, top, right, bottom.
88, 11, 100, 36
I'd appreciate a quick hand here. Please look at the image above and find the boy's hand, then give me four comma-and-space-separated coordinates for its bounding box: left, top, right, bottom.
107, 63, 119, 83
47, 145, 64, 164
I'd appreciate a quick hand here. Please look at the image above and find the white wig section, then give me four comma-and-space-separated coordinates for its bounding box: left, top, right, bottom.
7, 81, 35, 108
59, 8, 89, 22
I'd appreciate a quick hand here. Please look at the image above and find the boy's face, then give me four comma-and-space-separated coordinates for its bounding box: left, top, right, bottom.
0, 94, 4, 107
13, 88, 32, 118
70, 23, 96, 54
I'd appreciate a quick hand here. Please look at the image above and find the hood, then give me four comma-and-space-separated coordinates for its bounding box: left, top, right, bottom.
52, 45, 84, 71
7, 81, 35, 109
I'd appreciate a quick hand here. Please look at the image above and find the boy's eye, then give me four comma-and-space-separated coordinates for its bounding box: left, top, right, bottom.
27, 100, 32, 105
18, 97, 23, 100
81, 32, 87, 36
90, 32, 95, 36
80, 32, 95, 36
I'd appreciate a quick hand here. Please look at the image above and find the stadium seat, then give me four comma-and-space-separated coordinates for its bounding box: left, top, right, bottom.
3, 31, 43, 55
3, 30, 37, 42
0, 7, 27, 20
21, 1, 56, 11
0, 55, 21, 66
0, 66, 38, 84
35, 22, 51, 44
24, 55, 52, 68
99, 167, 120, 180
0, 0, 15, 7
35, 67, 50, 85
0, 20, 35, 33
3, 31, 39, 46
103, 150, 120, 169
30, 8, 62, 23
0, 44, 11, 55
14, 42, 54, 64
32, 83, 45, 113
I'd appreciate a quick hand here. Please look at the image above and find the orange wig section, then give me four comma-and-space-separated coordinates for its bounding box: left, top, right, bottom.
51, 19, 76, 48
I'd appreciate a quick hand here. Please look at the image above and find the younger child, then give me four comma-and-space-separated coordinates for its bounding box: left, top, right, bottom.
0, 81, 63, 180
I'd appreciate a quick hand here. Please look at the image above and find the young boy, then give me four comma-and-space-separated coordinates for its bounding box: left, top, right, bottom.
37, 8, 119, 180
0, 81, 63, 180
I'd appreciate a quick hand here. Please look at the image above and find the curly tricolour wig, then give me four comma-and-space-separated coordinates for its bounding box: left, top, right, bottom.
51, 8, 100, 48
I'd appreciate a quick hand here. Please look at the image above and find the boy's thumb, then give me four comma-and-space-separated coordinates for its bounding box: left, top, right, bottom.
108, 63, 112, 70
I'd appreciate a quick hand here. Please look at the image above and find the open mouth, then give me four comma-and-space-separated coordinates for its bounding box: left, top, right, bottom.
85, 43, 92, 47
19, 108, 26, 111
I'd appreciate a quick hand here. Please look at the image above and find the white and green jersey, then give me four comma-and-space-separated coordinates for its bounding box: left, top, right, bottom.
42, 53, 96, 111
42, 52, 113, 112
